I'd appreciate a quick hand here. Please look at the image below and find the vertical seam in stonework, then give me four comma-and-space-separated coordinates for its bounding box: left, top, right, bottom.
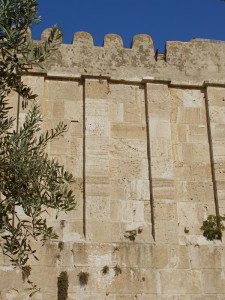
83, 78, 86, 238
204, 87, 220, 217
144, 83, 155, 240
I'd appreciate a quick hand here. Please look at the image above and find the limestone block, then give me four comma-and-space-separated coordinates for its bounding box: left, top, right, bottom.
121, 200, 145, 223
127, 179, 150, 201
149, 120, 172, 139
202, 270, 225, 294
49, 134, 69, 155
65, 100, 83, 121
147, 83, 169, 103
105, 268, 158, 294
172, 144, 184, 164
66, 220, 84, 242
86, 99, 108, 118
73, 243, 116, 268
85, 79, 108, 99
51, 100, 65, 118
86, 221, 112, 243
86, 137, 109, 156
28, 242, 58, 267
170, 89, 204, 108
86, 181, 110, 197
110, 123, 146, 140
207, 87, 225, 106
117, 244, 153, 268
26, 266, 57, 294
184, 181, 214, 203
110, 179, 128, 200
123, 103, 145, 124
144, 201, 151, 224
108, 84, 144, 104
110, 222, 123, 243
69, 137, 83, 156
108, 102, 124, 122
173, 163, 192, 181
155, 200, 176, 221
168, 245, 190, 269
87, 196, 110, 221
46, 80, 82, 101
109, 139, 147, 160
151, 157, 173, 179
160, 270, 202, 294
174, 181, 187, 202
177, 107, 206, 125
151, 244, 169, 269
215, 162, 225, 180
152, 179, 175, 200
148, 102, 171, 121
0, 268, 22, 291
110, 200, 124, 222
177, 202, 201, 227
69, 121, 83, 138
109, 158, 148, 180
155, 221, 178, 244
0, 290, 29, 300
199, 246, 222, 269
209, 106, 225, 124
72, 243, 89, 266
188, 125, 208, 143
151, 138, 172, 159
213, 142, 225, 161
211, 124, 225, 141
86, 116, 109, 137
86, 155, 109, 177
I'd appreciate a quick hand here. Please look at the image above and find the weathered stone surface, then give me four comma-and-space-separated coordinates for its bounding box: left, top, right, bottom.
2, 34, 225, 299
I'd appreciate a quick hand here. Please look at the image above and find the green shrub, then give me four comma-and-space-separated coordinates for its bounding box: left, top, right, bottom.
201, 215, 225, 240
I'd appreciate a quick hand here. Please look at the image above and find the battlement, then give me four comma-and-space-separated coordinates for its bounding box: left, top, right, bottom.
29, 29, 225, 85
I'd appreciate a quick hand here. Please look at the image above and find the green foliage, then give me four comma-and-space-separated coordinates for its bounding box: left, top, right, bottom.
201, 215, 225, 240
0, 0, 76, 294
57, 271, 69, 300
124, 229, 137, 241
102, 265, 109, 275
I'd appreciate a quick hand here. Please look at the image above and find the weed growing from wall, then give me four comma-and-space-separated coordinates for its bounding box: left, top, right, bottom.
78, 271, 89, 286
102, 265, 109, 275
201, 215, 225, 240
57, 271, 69, 300
114, 265, 122, 276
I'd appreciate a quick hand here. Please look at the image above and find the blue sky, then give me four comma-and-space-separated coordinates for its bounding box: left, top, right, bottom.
32, 0, 225, 52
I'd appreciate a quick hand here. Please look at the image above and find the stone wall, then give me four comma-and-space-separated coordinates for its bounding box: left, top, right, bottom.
1, 31, 225, 299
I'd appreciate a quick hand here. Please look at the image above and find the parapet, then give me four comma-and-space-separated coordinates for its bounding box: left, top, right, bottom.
32, 29, 225, 84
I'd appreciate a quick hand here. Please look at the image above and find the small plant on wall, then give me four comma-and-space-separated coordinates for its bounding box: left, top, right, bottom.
57, 271, 69, 300
201, 215, 225, 240
78, 271, 89, 286
102, 265, 109, 275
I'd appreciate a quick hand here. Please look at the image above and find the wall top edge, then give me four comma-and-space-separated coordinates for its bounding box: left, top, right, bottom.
27, 29, 225, 83
30, 28, 225, 51
25, 71, 225, 88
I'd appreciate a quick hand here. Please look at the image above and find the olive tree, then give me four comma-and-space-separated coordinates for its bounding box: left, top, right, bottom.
0, 0, 76, 293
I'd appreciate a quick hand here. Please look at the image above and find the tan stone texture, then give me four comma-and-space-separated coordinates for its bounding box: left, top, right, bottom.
2, 33, 225, 299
